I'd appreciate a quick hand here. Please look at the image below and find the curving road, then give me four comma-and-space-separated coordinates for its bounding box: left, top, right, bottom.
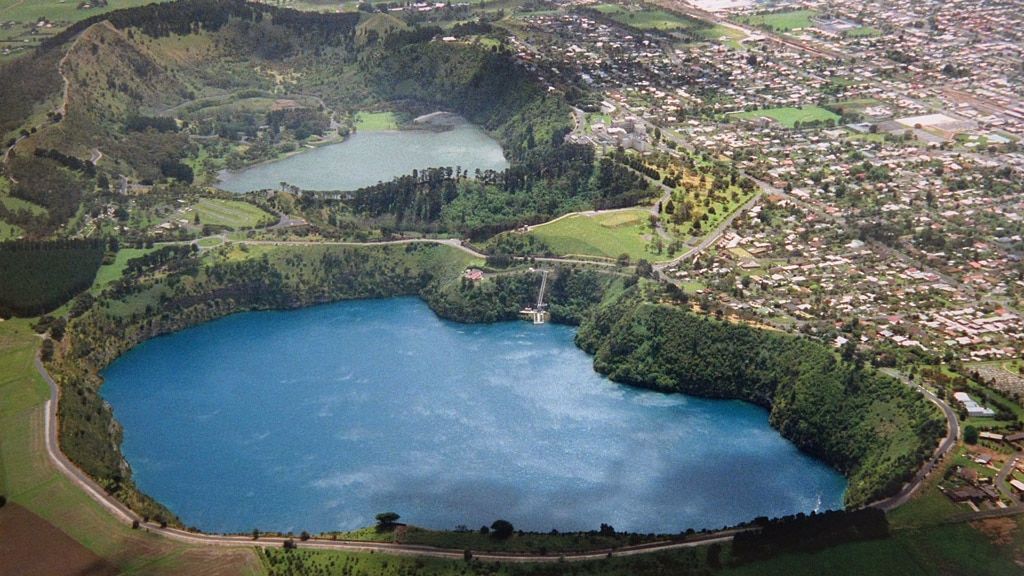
34, 355, 739, 561
871, 369, 961, 511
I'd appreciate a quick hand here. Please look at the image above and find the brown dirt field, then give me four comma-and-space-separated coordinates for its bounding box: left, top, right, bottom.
0, 501, 118, 576
152, 547, 265, 576
971, 517, 1018, 546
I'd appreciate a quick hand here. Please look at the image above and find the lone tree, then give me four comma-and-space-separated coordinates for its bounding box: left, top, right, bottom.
490, 519, 514, 539
376, 512, 401, 531
964, 425, 979, 445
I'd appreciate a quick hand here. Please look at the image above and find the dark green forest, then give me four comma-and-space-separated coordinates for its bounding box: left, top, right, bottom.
0, 239, 107, 317
575, 288, 946, 506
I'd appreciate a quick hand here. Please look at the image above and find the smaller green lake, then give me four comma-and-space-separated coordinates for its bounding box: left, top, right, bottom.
217, 121, 508, 193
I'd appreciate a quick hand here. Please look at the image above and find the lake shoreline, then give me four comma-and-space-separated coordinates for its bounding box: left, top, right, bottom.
101, 296, 847, 535
215, 120, 508, 194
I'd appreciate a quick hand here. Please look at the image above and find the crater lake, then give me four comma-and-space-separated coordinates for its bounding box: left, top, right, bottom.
101, 297, 846, 535
216, 120, 508, 193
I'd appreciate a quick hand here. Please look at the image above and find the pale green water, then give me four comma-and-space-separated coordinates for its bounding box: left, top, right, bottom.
217, 122, 508, 193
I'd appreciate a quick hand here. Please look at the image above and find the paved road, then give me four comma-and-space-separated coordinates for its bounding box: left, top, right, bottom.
37, 356, 142, 526
653, 192, 762, 274
994, 452, 1024, 503
872, 369, 961, 511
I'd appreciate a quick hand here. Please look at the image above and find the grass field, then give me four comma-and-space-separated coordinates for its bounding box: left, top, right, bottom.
194, 199, 276, 229
0, 192, 46, 216
737, 10, 816, 31
90, 248, 155, 295
0, 0, 177, 56
593, 3, 707, 32
0, 318, 264, 575
252, 0, 354, 12
732, 106, 840, 128
585, 113, 612, 133
846, 26, 882, 37
183, 97, 279, 119
0, 193, 45, 239
355, 111, 398, 131
528, 210, 663, 261
0, 221, 24, 240
198, 237, 224, 247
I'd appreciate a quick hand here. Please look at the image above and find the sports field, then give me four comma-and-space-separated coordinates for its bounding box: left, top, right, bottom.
737, 10, 816, 31
193, 199, 276, 229
732, 106, 840, 129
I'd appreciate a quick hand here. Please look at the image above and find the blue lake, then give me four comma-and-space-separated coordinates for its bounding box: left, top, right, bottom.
101, 297, 846, 535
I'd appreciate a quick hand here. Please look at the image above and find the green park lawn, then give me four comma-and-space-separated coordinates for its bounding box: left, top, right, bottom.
732, 106, 840, 129
193, 198, 276, 229
846, 26, 882, 37
0, 192, 46, 216
738, 10, 816, 31
529, 210, 662, 262
593, 4, 704, 31
355, 111, 398, 131
89, 248, 154, 295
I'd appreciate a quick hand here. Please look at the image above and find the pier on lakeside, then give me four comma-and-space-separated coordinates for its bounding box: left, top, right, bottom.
520, 269, 550, 324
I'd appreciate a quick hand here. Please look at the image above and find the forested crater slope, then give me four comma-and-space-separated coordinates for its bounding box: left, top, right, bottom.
575, 289, 946, 507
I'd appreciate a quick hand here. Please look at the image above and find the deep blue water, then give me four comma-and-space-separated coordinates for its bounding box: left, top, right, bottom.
101, 298, 846, 535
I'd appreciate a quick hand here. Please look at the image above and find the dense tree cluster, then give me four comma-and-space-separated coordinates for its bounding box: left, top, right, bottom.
124, 115, 179, 134
33, 148, 96, 177
547, 268, 611, 325
732, 508, 889, 562
575, 289, 946, 506
0, 239, 107, 317
594, 155, 658, 209
266, 107, 331, 140
44, 0, 360, 53
422, 272, 541, 323
6, 155, 92, 226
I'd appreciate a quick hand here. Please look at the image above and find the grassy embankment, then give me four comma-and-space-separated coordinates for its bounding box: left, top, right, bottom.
355, 111, 399, 131
528, 210, 657, 262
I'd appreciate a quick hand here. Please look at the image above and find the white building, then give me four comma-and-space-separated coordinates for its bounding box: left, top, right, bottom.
953, 392, 996, 418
